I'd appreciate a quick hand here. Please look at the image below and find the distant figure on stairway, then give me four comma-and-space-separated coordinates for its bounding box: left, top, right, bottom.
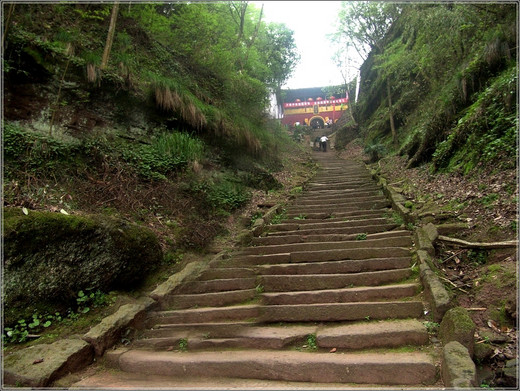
320, 135, 329, 152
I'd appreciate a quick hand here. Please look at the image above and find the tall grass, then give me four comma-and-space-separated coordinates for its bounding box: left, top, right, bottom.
152, 131, 205, 163
147, 72, 208, 130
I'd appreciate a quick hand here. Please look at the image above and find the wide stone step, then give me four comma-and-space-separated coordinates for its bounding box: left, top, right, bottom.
134, 319, 428, 352
290, 247, 411, 262
108, 349, 436, 385
268, 217, 393, 233
142, 321, 257, 339
294, 191, 382, 204
304, 184, 381, 194
253, 230, 409, 246
149, 304, 260, 325
306, 182, 377, 191
306, 176, 373, 184
198, 267, 255, 280
295, 188, 382, 201
316, 319, 429, 349
134, 325, 316, 351
175, 278, 257, 294
222, 247, 411, 267
287, 196, 387, 210
242, 236, 412, 256
260, 269, 412, 291
279, 210, 387, 223
285, 209, 392, 221
254, 256, 412, 275
259, 301, 424, 322
262, 283, 419, 305
285, 200, 391, 214
164, 288, 257, 309
266, 223, 399, 237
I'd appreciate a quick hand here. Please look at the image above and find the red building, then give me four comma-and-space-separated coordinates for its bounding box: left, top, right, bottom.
281, 87, 349, 128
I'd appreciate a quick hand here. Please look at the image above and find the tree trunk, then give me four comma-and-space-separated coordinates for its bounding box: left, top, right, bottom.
386, 79, 397, 144
101, 2, 120, 70
2, 3, 16, 52
243, 3, 263, 66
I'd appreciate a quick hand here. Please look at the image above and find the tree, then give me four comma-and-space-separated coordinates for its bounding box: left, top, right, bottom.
334, 1, 401, 143
101, 2, 119, 70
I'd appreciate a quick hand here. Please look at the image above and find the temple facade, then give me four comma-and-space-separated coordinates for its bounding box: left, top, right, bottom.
281, 87, 348, 128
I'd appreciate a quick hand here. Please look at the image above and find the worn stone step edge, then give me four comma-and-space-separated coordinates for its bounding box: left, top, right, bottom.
261, 283, 419, 305
288, 196, 387, 210
143, 321, 258, 339
265, 224, 399, 238
107, 348, 436, 385
134, 319, 428, 351
260, 268, 412, 292
255, 229, 408, 245
176, 277, 257, 294
268, 217, 393, 232
253, 230, 410, 246
286, 200, 391, 214
163, 288, 257, 310
255, 256, 412, 276
278, 210, 387, 224
148, 297, 423, 326
259, 301, 424, 322
223, 247, 411, 267
241, 236, 412, 256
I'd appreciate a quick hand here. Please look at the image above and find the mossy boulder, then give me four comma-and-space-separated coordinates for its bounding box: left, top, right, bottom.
439, 306, 476, 356
3, 207, 162, 325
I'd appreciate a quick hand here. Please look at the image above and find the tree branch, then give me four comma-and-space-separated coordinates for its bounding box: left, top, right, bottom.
438, 235, 518, 249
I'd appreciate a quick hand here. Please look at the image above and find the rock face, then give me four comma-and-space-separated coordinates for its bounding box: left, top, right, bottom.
3, 208, 162, 324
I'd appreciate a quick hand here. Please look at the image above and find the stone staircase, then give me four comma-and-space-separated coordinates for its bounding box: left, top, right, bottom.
106, 152, 439, 387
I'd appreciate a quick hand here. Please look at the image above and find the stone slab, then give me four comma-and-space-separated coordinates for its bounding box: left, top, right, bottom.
114, 349, 436, 385
83, 297, 155, 356
441, 341, 477, 387
4, 338, 93, 387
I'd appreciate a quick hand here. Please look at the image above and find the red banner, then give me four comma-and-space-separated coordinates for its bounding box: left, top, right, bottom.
283, 98, 348, 109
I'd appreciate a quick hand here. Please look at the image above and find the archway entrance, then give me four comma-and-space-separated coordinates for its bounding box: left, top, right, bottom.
310, 116, 325, 129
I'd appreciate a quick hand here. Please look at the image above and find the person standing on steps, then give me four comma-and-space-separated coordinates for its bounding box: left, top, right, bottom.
320, 135, 329, 152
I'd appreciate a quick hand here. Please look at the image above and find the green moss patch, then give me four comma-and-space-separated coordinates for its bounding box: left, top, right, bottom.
3, 207, 162, 325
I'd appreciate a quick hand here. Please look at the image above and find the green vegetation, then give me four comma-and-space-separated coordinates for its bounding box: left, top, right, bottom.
423, 321, 440, 335
3, 289, 115, 345
2, 2, 306, 347
305, 334, 318, 351
333, 3, 517, 176
356, 233, 368, 240
178, 338, 189, 352
270, 209, 287, 225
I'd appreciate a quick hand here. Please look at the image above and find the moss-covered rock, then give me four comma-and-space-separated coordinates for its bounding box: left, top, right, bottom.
441, 341, 477, 388
3, 207, 162, 325
439, 306, 476, 356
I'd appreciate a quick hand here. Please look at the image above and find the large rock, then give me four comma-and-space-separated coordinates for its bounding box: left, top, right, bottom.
3, 207, 162, 324
441, 341, 477, 387
439, 307, 476, 356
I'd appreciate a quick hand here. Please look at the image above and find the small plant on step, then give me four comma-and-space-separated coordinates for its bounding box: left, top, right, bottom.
423, 321, 440, 335
255, 284, 264, 294
356, 233, 367, 240
293, 213, 307, 220
305, 334, 318, 351
178, 338, 188, 352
